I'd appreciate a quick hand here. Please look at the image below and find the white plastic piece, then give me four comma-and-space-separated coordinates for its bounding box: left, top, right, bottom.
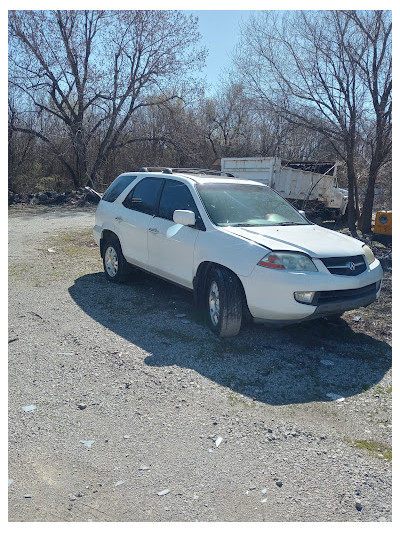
326, 393, 345, 402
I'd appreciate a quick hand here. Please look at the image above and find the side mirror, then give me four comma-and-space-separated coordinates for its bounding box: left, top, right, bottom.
299, 210, 306, 217
173, 209, 196, 226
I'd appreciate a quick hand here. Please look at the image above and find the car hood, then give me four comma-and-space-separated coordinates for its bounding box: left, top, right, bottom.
223, 224, 364, 258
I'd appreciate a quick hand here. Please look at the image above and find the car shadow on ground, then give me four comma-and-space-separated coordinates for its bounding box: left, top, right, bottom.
68, 270, 392, 406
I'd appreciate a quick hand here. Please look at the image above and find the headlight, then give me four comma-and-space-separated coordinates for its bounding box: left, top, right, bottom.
258, 252, 317, 271
362, 244, 375, 265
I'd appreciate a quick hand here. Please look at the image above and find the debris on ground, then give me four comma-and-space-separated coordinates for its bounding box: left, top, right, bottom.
326, 393, 345, 402
80, 440, 95, 448
22, 405, 36, 413
8, 187, 101, 207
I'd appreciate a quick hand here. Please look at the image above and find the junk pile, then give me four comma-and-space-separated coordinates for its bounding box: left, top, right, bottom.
8, 187, 101, 207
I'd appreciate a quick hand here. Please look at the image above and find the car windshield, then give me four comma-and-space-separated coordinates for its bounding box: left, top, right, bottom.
196, 182, 310, 227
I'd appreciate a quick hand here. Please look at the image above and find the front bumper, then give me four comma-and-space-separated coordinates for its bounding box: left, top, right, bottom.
310, 281, 379, 316
241, 259, 383, 322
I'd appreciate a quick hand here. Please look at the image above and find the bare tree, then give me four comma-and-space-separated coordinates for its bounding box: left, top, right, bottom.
201, 82, 256, 159
346, 10, 391, 233
111, 96, 208, 170
235, 10, 391, 235
8, 10, 206, 188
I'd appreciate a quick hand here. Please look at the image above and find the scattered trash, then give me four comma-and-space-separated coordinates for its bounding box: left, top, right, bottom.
77, 403, 87, 410
249, 486, 256, 491
29, 312, 43, 320
58, 352, 75, 356
47, 248, 56, 253
138, 465, 151, 471
22, 405, 36, 413
353, 316, 361, 322
8, 479, 13, 487
261, 498, 268, 503
261, 488, 267, 494
80, 440, 95, 448
355, 499, 362, 511
208, 448, 214, 453
276, 481, 283, 487
215, 436, 223, 447
175, 313, 186, 318
123, 435, 131, 439
24, 494, 32, 499
320, 360, 334, 366
326, 393, 345, 402
114, 480, 125, 487
8, 337, 18, 344
157, 489, 170, 496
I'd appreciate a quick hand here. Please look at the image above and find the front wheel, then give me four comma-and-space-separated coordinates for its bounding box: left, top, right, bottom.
102, 239, 130, 283
207, 266, 243, 337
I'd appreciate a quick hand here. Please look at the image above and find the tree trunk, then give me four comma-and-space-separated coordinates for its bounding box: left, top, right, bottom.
360, 161, 379, 234
346, 157, 358, 237
71, 127, 87, 189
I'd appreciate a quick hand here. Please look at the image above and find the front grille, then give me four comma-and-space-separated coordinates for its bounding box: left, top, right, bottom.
320, 255, 367, 276
313, 283, 376, 306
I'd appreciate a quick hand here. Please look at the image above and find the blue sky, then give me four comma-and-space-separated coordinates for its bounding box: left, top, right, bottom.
186, 10, 255, 94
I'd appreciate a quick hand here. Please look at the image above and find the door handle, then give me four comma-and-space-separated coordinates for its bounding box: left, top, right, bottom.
115, 216, 123, 222
149, 227, 159, 234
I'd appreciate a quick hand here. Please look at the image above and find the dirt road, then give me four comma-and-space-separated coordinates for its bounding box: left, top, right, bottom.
8, 206, 392, 522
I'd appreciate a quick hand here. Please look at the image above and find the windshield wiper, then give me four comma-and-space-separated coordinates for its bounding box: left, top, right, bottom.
272, 222, 306, 226
228, 223, 265, 227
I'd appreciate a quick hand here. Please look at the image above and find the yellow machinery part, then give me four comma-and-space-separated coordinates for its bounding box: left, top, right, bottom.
373, 210, 392, 235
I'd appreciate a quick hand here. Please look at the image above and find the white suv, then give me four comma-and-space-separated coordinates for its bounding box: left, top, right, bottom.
93, 169, 383, 337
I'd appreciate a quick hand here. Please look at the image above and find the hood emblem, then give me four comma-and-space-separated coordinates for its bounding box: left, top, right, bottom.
347, 262, 356, 271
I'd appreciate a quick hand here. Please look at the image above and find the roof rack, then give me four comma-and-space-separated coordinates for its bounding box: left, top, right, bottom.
137, 166, 236, 178
138, 167, 165, 172
170, 168, 236, 178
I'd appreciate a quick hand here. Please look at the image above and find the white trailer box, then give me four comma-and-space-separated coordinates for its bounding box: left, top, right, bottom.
221, 157, 348, 216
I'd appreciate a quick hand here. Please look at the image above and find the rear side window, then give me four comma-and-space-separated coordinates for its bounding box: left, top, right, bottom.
158, 179, 205, 229
123, 177, 163, 215
102, 175, 136, 203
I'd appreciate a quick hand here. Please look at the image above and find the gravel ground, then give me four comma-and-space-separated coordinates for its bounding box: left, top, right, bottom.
8, 206, 392, 522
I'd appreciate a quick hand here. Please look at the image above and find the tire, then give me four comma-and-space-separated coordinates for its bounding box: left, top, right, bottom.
102, 238, 130, 283
206, 266, 243, 337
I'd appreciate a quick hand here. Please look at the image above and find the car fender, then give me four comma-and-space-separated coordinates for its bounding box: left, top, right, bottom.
193, 228, 268, 278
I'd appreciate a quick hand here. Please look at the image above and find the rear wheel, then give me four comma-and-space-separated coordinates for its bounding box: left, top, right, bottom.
206, 266, 242, 337
102, 239, 130, 283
